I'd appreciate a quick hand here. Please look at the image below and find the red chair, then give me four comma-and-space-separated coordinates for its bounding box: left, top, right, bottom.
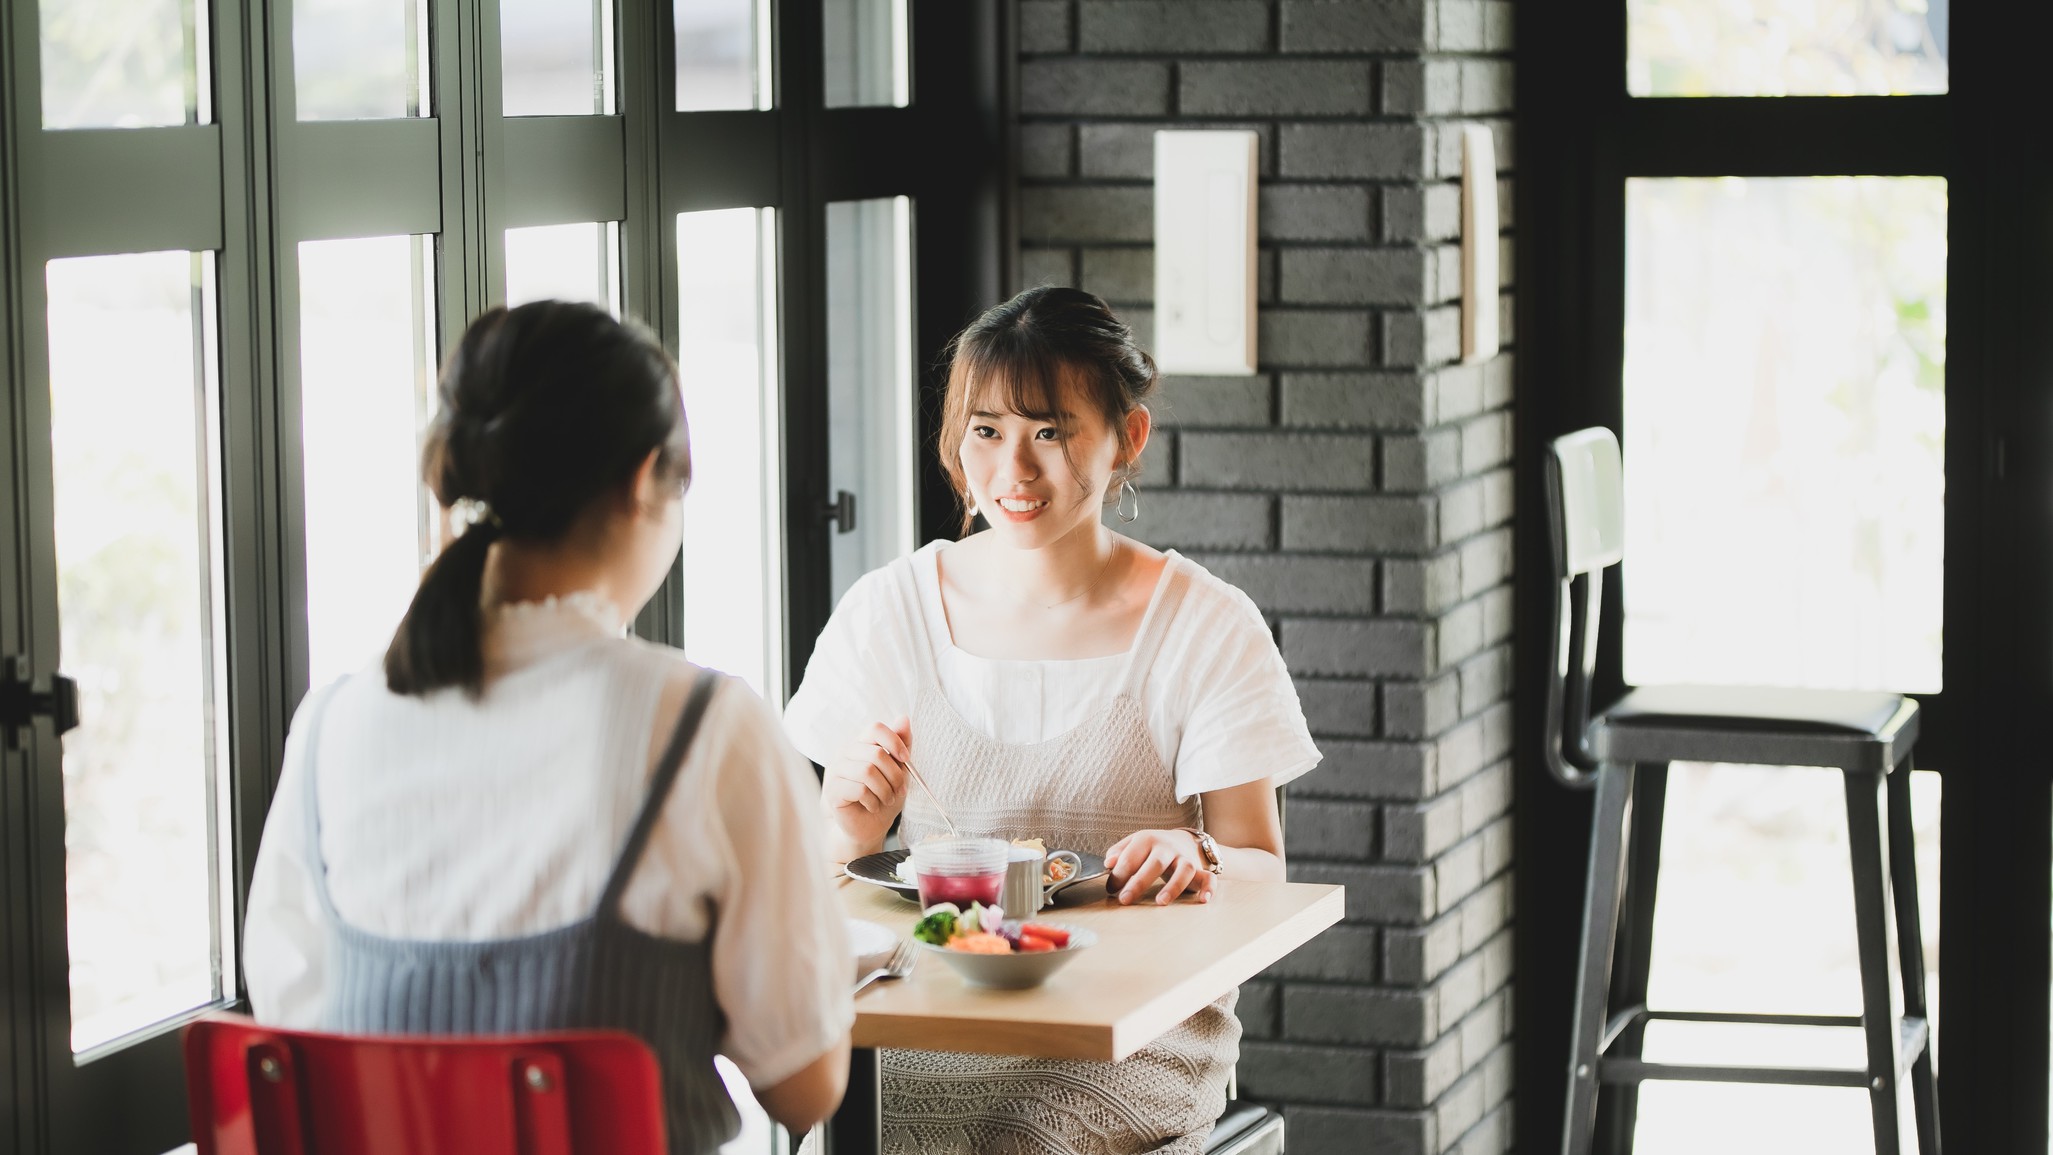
183, 1014, 667, 1155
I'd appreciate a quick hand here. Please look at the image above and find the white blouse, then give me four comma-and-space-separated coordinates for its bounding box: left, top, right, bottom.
783, 542, 1322, 801
242, 593, 853, 1089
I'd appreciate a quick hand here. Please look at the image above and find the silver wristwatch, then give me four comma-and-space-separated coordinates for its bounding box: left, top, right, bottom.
1180, 826, 1224, 875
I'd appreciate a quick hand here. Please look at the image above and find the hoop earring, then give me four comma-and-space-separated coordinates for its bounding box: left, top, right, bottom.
1116, 480, 1140, 523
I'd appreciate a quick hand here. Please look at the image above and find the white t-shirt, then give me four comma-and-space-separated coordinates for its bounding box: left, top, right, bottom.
783, 542, 1322, 801
242, 593, 853, 1089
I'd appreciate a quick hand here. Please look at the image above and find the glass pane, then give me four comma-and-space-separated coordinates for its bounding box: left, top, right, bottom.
40, 0, 209, 128
502, 0, 613, 115
677, 208, 780, 698
823, 0, 908, 107
296, 0, 431, 120
299, 236, 439, 686
1628, 0, 1948, 97
676, 0, 767, 110
47, 251, 229, 1052
825, 197, 914, 604
505, 222, 620, 310
1633, 765, 1939, 1151
1623, 177, 1946, 693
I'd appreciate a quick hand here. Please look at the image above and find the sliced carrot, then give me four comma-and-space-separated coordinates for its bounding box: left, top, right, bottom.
947, 932, 1013, 954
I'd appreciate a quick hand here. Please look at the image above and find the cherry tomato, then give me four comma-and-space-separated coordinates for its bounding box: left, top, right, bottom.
1020, 923, 1070, 947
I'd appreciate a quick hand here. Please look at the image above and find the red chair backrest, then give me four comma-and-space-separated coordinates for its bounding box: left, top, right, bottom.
183, 1014, 667, 1155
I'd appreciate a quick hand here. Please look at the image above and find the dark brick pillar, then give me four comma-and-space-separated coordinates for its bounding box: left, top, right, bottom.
1015, 2, 1516, 1151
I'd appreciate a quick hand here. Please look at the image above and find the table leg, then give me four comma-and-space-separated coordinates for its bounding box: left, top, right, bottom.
824, 1046, 881, 1155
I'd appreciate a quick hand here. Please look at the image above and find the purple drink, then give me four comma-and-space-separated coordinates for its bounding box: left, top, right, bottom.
909, 835, 1010, 911
917, 870, 1004, 909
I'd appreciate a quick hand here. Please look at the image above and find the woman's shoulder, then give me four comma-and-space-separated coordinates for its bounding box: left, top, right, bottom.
829, 542, 938, 614
613, 634, 747, 702
811, 542, 951, 647
1159, 551, 1270, 636
613, 640, 795, 758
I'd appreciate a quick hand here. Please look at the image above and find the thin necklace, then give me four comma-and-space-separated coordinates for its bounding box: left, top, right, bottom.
1037, 548, 1118, 611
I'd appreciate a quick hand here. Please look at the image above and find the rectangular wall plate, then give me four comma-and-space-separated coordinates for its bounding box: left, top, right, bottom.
1153, 130, 1258, 375
1461, 123, 1501, 364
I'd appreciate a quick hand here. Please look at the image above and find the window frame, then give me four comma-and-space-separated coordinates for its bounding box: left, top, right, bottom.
0, 0, 1005, 1148
1514, 3, 2053, 1151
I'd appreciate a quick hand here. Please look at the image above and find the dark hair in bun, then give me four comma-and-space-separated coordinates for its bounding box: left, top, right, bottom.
384, 300, 689, 697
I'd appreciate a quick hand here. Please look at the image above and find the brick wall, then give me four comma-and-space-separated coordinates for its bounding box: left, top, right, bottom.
1015, 3, 1517, 1151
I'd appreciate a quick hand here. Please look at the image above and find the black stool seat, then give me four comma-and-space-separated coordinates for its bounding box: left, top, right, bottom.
1594, 685, 1919, 772
1204, 1105, 1283, 1155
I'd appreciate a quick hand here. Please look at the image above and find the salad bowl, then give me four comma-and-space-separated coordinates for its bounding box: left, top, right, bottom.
918, 924, 1097, 990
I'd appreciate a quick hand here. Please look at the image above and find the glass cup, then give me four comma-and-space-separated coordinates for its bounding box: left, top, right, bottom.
909, 835, 1008, 912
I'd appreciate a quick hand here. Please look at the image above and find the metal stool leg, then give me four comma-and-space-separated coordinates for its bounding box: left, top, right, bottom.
1845, 768, 1904, 1155
1564, 762, 1635, 1155
1594, 762, 1668, 1155
1887, 761, 1940, 1154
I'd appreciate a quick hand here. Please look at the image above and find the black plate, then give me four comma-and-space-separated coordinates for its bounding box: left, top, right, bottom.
844, 848, 1108, 905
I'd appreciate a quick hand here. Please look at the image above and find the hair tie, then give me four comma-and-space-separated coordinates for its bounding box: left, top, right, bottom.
449, 497, 502, 536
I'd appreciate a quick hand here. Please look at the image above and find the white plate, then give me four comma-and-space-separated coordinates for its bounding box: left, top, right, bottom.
846, 918, 898, 982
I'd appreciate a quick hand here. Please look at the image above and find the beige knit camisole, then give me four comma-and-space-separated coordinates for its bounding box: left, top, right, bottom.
884, 554, 1240, 1155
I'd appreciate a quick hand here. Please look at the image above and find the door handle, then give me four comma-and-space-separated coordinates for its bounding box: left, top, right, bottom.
823, 490, 857, 535
0, 655, 80, 750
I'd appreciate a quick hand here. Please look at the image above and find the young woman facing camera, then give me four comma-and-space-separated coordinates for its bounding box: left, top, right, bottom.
784, 287, 1322, 1154
244, 301, 851, 1152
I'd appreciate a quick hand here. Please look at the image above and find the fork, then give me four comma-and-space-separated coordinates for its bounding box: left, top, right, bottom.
899, 756, 959, 837
853, 939, 918, 996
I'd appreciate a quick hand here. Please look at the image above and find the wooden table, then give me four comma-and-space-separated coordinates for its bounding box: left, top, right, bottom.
823, 875, 1346, 1154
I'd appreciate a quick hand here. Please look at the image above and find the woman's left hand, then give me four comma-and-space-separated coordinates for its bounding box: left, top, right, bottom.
1104, 829, 1215, 905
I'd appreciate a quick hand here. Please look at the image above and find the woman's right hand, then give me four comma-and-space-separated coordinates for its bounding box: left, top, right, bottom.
822, 718, 913, 852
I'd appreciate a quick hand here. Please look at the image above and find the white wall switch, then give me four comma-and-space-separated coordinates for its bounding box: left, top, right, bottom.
1153, 130, 1258, 375
1461, 123, 1500, 364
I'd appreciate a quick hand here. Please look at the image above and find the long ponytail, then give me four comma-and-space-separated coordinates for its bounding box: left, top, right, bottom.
383, 301, 688, 697
383, 521, 500, 696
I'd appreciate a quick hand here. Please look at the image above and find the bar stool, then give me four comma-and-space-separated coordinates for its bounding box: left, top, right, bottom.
1546, 428, 1939, 1155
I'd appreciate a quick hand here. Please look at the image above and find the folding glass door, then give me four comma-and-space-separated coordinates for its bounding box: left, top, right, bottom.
0, 0, 998, 1147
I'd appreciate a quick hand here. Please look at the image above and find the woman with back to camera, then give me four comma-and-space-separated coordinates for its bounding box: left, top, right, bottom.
783, 286, 1324, 1154
243, 301, 852, 1151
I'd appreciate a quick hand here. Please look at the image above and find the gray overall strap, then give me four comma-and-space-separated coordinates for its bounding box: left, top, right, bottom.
596, 668, 723, 919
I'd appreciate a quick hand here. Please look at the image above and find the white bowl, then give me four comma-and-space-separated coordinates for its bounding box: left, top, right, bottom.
919, 925, 1097, 990
847, 918, 898, 981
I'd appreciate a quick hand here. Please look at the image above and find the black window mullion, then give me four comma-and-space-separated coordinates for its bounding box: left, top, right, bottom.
666, 111, 783, 211
905, 0, 1005, 545
1929, 7, 2053, 1143
0, 3, 30, 1141
626, 0, 682, 647
776, 0, 831, 700
1619, 96, 1949, 178
500, 119, 631, 229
